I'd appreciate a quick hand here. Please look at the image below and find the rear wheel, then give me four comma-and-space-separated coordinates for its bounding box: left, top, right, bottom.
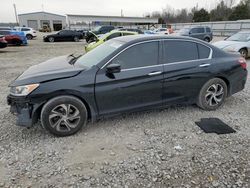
41, 96, 88, 136
74, 36, 79, 42
239, 48, 248, 59
14, 40, 22, 46
197, 78, 227, 111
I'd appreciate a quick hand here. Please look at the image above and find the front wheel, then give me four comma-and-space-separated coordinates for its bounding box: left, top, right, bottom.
197, 78, 227, 111
48, 37, 54, 42
41, 96, 88, 136
204, 37, 210, 42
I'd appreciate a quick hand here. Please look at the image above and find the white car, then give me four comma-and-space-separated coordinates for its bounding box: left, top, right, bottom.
213, 31, 250, 59
14, 27, 37, 40
154, 28, 169, 35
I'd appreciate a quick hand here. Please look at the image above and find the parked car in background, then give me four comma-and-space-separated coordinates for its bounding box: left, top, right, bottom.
154, 28, 168, 35
43, 30, 83, 42
213, 31, 250, 59
177, 26, 213, 42
0, 35, 7, 48
86, 25, 115, 43
77, 29, 89, 39
144, 30, 156, 35
0, 30, 27, 46
85, 30, 138, 52
7, 35, 247, 136
0, 27, 11, 31
14, 27, 37, 40
118, 28, 144, 34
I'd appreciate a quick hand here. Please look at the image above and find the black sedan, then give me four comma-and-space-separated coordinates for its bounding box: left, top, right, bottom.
8, 35, 247, 136
43, 30, 83, 42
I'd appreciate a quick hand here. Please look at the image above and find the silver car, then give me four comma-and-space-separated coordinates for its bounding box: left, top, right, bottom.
213, 31, 250, 59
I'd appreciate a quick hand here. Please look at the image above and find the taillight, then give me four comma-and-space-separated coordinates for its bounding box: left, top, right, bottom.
238, 57, 247, 69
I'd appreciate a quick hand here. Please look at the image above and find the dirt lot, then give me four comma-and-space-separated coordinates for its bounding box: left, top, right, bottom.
0, 34, 249, 187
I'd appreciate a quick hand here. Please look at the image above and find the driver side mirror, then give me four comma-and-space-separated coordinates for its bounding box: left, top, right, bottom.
106, 64, 121, 74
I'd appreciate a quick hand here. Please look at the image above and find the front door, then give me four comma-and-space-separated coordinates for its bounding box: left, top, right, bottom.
95, 41, 164, 116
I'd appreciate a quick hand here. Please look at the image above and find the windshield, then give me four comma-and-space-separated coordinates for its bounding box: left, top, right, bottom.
179, 28, 190, 34
226, 32, 250, 42
92, 26, 102, 32
98, 32, 111, 40
75, 40, 124, 68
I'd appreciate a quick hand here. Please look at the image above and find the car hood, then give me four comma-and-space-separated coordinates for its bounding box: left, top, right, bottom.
10, 55, 85, 87
212, 40, 246, 50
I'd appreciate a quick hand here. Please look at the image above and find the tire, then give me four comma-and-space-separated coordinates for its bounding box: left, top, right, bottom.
239, 48, 248, 59
48, 37, 54, 42
197, 78, 227, 111
14, 40, 22, 46
204, 37, 210, 42
26, 34, 33, 40
74, 36, 79, 42
41, 95, 88, 136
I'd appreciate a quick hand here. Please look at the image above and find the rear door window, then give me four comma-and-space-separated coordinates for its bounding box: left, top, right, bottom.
198, 44, 211, 59
191, 27, 205, 33
163, 40, 199, 63
206, 27, 211, 33
21, 28, 30, 31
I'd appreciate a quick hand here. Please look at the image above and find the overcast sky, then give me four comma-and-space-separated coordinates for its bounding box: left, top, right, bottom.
0, 0, 239, 22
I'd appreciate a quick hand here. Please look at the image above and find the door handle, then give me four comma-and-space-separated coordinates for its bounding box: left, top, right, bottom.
148, 71, 162, 76
199, 63, 211, 68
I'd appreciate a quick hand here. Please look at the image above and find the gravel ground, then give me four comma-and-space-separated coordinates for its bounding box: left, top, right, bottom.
0, 34, 249, 187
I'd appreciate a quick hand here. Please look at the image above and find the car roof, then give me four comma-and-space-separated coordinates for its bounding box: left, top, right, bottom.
114, 35, 208, 44
111, 30, 137, 34
238, 30, 250, 33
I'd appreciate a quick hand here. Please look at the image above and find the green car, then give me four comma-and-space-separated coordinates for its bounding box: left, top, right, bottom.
85, 30, 138, 52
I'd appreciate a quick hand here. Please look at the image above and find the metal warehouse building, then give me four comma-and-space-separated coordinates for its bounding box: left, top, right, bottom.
18, 11, 66, 31
67, 14, 158, 29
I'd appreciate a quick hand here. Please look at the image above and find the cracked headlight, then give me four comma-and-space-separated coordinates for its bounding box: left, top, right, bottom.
10, 83, 39, 96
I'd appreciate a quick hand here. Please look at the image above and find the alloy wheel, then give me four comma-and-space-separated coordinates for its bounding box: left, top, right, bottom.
205, 84, 224, 107
48, 104, 81, 132
49, 37, 54, 42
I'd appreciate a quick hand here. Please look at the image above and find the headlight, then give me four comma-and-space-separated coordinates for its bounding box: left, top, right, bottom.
223, 46, 237, 52
10, 83, 39, 96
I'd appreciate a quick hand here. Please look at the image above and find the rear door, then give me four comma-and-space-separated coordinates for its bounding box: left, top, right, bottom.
95, 41, 164, 116
161, 40, 212, 104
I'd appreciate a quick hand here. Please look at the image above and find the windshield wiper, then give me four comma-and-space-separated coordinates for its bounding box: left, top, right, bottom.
68, 54, 82, 65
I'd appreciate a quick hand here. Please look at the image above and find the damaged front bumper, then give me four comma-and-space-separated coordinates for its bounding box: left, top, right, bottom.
7, 95, 41, 127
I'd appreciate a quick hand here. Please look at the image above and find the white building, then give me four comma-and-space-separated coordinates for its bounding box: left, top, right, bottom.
18, 11, 66, 31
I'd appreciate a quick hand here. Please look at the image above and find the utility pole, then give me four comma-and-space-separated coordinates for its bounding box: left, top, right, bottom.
13, 4, 19, 26
121, 9, 124, 17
